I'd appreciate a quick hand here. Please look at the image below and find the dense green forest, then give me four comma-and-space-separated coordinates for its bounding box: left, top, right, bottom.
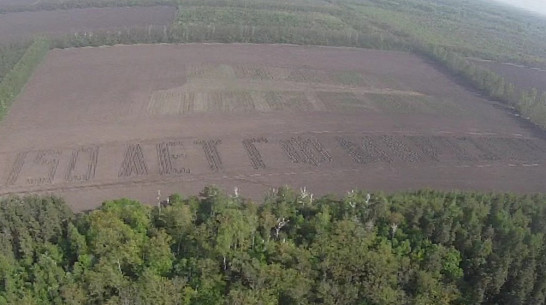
343, 0, 546, 67
0, 188, 545, 304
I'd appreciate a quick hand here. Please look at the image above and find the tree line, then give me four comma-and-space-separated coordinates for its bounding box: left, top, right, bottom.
0, 42, 29, 83
49, 24, 404, 50
0, 187, 545, 305
419, 44, 546, 129
0, 38, 49, 120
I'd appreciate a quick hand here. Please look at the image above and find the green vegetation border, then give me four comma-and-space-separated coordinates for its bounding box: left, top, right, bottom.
0, 38, 50, 120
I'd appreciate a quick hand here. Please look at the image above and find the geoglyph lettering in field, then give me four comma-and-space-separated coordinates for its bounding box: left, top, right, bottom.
156, 141, 190, 175
1, 134, 545, 193
147, 64, 424, 115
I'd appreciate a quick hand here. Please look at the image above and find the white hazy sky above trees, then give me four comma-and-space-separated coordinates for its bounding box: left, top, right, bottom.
492, 0, 546, 15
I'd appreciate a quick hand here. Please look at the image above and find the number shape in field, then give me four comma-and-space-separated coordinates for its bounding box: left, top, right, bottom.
5, 150, 61, 186
280, 136, 332, 166
336, 137, 369, 164
405, 136, 441, 162
6, 152, 28, 186
379, 135, 422, 163
406, 135, 503, 162
66, 146, 99, 182
156, 141, 190, 175
118, 144, 148, 177
360, 136, 393, 163
194, 139, 223, 172
243, 137, 268, 169
29, 151, 61, 185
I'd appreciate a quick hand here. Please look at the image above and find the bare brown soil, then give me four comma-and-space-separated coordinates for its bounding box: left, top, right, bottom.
0, 6, 175, 43
470, 58, 546, 92
0, 44, 545, 211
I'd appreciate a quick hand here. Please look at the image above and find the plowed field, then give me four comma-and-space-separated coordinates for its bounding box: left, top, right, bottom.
0, 44, 544, 211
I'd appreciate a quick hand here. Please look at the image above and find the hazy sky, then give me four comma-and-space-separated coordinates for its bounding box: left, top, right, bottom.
492, 0, 546, 16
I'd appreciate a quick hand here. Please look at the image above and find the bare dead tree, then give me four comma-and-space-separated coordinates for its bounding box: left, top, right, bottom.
274, 217, 289, 239
347, 190, 356, 208
391, 223, 398, 238
299, 187, 314, 206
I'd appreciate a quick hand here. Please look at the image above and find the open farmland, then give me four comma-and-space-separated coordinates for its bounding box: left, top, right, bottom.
0, 6, 176, 43
0, 43, 545, 211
